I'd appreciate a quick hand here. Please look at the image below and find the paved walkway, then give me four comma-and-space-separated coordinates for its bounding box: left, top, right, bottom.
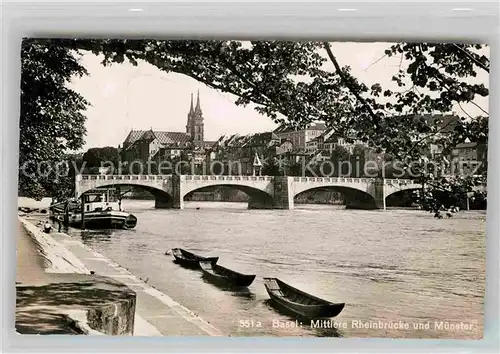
16, 222, 79, 334
48, 230, 223, 336
17, 221, 49, 285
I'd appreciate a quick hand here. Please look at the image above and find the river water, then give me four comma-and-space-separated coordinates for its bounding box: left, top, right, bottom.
66, 200, 485, 339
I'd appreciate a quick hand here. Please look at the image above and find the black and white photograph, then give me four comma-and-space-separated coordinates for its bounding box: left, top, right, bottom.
16, 38, 488, 339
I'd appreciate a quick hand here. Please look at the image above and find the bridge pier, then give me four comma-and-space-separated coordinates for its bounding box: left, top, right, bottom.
154, 196, 183, 209
272, 176, 294, 210
154, 175, 183, 209
372, 178, 386, 210
341, 179, 386, 210
246, 176, 293, 210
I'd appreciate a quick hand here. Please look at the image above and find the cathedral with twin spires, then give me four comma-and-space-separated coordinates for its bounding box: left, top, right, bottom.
186, 91, 204, 142
121, 92, 216, 163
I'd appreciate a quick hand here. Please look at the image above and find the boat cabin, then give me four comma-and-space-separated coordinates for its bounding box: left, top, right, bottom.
82, 189, 121, 213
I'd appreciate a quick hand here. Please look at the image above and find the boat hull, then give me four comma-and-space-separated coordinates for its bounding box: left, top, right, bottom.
264, 278, 345, 319
171, 248, 218, 269
69, 211, 137, 230
200, 262, 256, 288
266, 292, 345, 319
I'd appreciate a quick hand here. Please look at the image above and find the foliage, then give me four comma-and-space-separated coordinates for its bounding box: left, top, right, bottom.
51, 153, 85, 201
262, 157, 284, 176
82, 146, 120, 168
20, 38, 489, 212
19, 39, 88, 200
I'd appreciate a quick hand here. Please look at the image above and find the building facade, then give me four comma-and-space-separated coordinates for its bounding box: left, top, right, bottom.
273, 122, 327, 152
451, 142, 487, 176
207, 132, 286, 175
120, 92, 215, 170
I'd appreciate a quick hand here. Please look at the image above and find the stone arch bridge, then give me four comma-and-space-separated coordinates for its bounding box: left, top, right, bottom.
75, 174, 423, 210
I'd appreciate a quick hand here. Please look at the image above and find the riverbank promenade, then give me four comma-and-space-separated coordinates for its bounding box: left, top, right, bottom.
16, 212, 224, 336
16, 220, 137, 335
16, 221, 80, 334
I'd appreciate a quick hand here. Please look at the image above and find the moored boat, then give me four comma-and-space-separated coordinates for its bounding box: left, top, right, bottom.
199, 261, 256, 287
263, 277, 345, 319
69, 211, 137, 230
170, 248, 218, 269
66, 189, 137, 230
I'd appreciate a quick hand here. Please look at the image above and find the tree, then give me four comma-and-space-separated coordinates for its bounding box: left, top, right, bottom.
82, 146, 120, 174
349, 144, 367, 177
19, 39, 88, 199
51, 153, 85, 200
20, 39, 488, 212
329, 145, 351, 177
261, 157, 283, 176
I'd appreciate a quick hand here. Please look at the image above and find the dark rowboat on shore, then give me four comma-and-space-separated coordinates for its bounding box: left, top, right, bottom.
199, 261, 256, 287
170, 248, 218, 269
263, 277, 345, 319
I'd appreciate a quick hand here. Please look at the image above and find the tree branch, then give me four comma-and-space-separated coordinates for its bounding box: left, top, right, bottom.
470, 101, 489, 116
323, 42, 381, 123
452, 44, 490, 73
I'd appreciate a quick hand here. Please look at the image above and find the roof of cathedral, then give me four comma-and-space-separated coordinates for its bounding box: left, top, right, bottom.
123, 130, 191, 149
123, 130, 189, 144
155, 131, 192, 145
123, 129, 217, 151
123, 130, 148, 146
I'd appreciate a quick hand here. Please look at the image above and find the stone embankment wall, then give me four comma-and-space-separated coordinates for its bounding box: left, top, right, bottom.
20, 218, 89, 273
18, 216, 136, 335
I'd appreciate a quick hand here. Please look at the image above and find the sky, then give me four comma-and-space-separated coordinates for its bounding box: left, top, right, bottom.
67, 42, 489, 150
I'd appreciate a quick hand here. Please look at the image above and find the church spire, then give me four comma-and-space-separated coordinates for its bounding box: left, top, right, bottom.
195, 90, 202, 114
189, 93, 194, 114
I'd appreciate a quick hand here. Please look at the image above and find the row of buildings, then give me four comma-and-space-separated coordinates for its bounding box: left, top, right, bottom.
117, 93, 487, 177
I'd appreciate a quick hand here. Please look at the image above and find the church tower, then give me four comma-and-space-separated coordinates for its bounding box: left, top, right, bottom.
186, 91, 204, 142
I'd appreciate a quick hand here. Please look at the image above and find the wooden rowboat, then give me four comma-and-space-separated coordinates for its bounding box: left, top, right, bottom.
263, 277, 345, 319
199, 261, 256, 287
170, 248, 218, 269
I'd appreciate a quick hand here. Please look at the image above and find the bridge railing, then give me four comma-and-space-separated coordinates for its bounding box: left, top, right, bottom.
292, 177, 370, 183
80, 174, 419, 186
184, 175, 273, 182
80, 175, 172, 181
79, 174, 275, 182
291, 177, 416, 185
385, 179, 418, 186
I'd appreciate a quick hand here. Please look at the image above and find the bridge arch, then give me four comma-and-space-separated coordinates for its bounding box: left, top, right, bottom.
385, 188, 420, 207
75, 175, 175, 208
181, 175, 275, 209
183, 185, 275, 209
290, 177, 380, 209
293, 186, 378, 209
77, 182, 171, 199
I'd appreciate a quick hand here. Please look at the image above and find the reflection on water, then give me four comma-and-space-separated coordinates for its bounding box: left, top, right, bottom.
66, 200, 485, 339
200, 276, 257, 295
80, 229, 113, 243
230, 289, 257, 300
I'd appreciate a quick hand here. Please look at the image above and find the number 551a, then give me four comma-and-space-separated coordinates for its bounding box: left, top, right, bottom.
239, 320, 262, 328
